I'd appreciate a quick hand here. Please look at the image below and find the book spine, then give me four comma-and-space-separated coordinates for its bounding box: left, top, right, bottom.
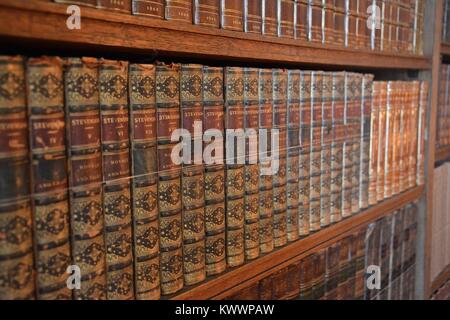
224, 67, 245, 268
27, 57, 72, 300
287, 70, 300, 242
165, 0, 192, 22
132, 0, 165, 18
285, 260, 301, 299
342, 72, 353, 218
259, 275, 274, 299
334, 0, 347, 46
99, 59, 134, 300
322, 0, 335, 45
272, 69, 288, 248
325, 242, 340, 300
347, 233, 357, 299
310, 71, 322, 231
330, 72, 345, 224
262, 0, 279, 36
384, 81, 395, 199
299, 254, 315, 299
417, 81, 428, 186
337, 236, 350, 299
311, 249, 326, 299
392, 82, 402, 196
299, 71, 311, 236
65, 57, 107, 300
279, 0, 296, 38
243, 68, 260, 260
390, 209, 404, 299
346, 0, 357, 48
202, 66, 226, 276
271, 267, 290, 299
379, 214, 393, 299
97, 0, 131, 12
259, 69, 275, 253
0, 56, 35, 300
399, 82, 408, 193
364, 220, 381, 300
351, 73, 362, 215
368, 81, 380, 206
156, 63, 183, 295
221, 0, 244, 31
376, 81, 387, 202
357, 0, 370, 49
129, 63, 160, 299
244, 0, 262, 33
354, 228, 367, 299
408, 81, 419, 188
320, 73, 332, 227
309, 0, 323, 43
296, 0, 309, 41
194, 0, 220, 27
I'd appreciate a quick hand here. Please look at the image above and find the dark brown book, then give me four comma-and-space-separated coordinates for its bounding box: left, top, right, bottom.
129, 63, 160, 299
99, 59, 134, 300
27, 57, 72, 300
322, 0, 335, 45
156, 63, 183, 295
279, 0, 296, 38
341, 72, 353, 218
390, 209, 404, 300
334, 0, 347, 46
272, 267, 290, 299
202, 66, 226, 276
244, 0, 262, 33
65, 57, 106, 300
320, 72, 332, 227
364, 220, 381, 300
132, 0, 165, 18
262, 0, 279, 36
165, 0, 192, 22
417, 81, 427, 186
346, 0, 357, 48
299, 254, 315, 300
309, 0, 323, 43
285, 260, 301, 299
376, 81, 387, 202
356, 0, 369, 49
369, 81, 380, 206
351, 73, 362, 215
295, 0, 309, 41
221, 0, 244, 31
194, 0, 220, 27
337, 235, 350, 300
97, 0, 131, 12
346, 233, 357, 299
54, 0, 97, 7
311, 249, 326, 299
0, 56, 35, 300
354, 228, 367, 299
259, 275, 274, 299
379, 214, 393, 300
325, 242, 340, 300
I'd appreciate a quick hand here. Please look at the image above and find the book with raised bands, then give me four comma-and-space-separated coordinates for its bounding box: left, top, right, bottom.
320, 72, 332, 227
195, 0, 220, 27
244, 0, 262, 33
309, 0, 323, 43
165, 0, 192, 22
342, 72, 353, 219
295, 0, 309, 41
279, 0, 296, 38
132, 0, 165, 18
221, 0, 244, 31
97, 0, 132, 12
263, 0, 279, 36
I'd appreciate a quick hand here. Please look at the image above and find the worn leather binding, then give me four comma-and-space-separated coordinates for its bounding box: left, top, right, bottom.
258, 69, 274, 254
355, 0, 368, 49
0, 56, 35, 300
392, 82, 401, 196
202, 66, 226, 276
364, 220, 381, 300
259, 275, 274, 299
243, 68, 260, 260
65, 57, 106, 300
132, 0, 165, 18
54, 0, 97, 7
27, 57, 71, 300
322, 0, 335, 45
346, 0, 357, 48
279, 0, 295, 38
401, 204, 417, 300
285, 260, 301, 299
324, 242, 340, 299
99, 59, 134, 300
194, 0, 220, 27
155, 63, 183, 295
412, 0, 424, 55
368, 81, 380, 206
298, 71, 311, 236
351, 73, 362, 215
390, 209, 404, 300
320, 73, 332, 228
299, 254, 315, 299
221, 0, 244, 31
271, 267, 291, 299
376, 81, 387, 202
309, 0, 323, 43
165, 0, 192, 22
361, 77, 374, 204
295, 0, 309, 41
416, 81, 427, 186
334, 0, 347, 46
244, 0, 262, 33
272, 69, 288, 248
336, 235, 350, 299
180, 64, 206, 286
399, 82, 408, 193
330, 72, 345, 224
97, 0, 131, 12
346, 233, 357, 299
408, 81, 419, 188
286, 70, 300, 242
224, 67, 245, 268
379, 214, 392, 299
311, 249, 326, 299
341, 72, 353, 219
354, 227, 367, 299
262, 0, 279, 36
384, 81, 395, 199
129, 64, 160, 299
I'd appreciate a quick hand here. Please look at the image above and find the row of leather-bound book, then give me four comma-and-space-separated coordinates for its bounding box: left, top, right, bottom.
50, 0, 424, 55
0, 55, 427, 300
437, 64, 450, 149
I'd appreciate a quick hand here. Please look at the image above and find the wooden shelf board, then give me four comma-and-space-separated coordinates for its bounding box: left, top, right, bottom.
431, 264, 450, 295
441, 43, 450, 56
435, 146, 450, 163
168, 186, 424, 300
0, 1, 431, 70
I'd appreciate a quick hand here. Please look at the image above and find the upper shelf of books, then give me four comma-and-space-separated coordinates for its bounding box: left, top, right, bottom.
0, 1, 430, 70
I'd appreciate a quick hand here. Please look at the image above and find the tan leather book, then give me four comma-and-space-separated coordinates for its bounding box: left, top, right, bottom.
262, 0, 279, 36
368, 81, 380, 206
244, 0, 262, 33
279, 0, 296, 38
195, 0, 220, 27
97, 0, 131, 12
165, 0, 192, 22
221, 0, 244, 31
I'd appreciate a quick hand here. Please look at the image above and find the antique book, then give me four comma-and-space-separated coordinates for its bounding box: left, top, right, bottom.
243, 67, 260, 260
221, 0, 244, 31
334, 0, 347, 46
399, 82, 409, 192
244, 0, 262, 33
259, 276, 274, 299
286, 70, 300, 242
368, 81, 380, 206
262, 0, 279, 36
202, 66, 226, 276
132, 0, 165, 18
379, 215, 393, 300
299, 254, 315, 300
295, 0, 309, 41
417, 81, 428, 186
258, 68, 275, 253
320, 72, 332, 227
376, 81, 387, 202
99, 59, 134, 300
194, 0, 220, 27
392, 82, 401, 196
390, 209, 404, 300
0, 56, 35, 300
309, 0, 323, 43
384, 81, 395, 199
324, 242, 340, 300
370, 0, 382, 51
97, 0, 131, 12
330, 72, 345, 224
412, 0, 424, 55
298, 70, 311, 236
27, 57, 72, 300
165, 0, 192, 22
346, 233, 357, 299
279, 0, 296, 38
357, 0, 370, 48
65, 57, 106, 300
224, 67, 245, 267
311, 249, 326, 299
156, 63, 183, 295
272, 69, 288, 248
351, 73, 362, 215
322, 0, 334, 45
129, 63, 160, 299
354, 227, 367, 299
271, 267, 290, 299
346, 0, 357, 48
285, 260, 302, 299
364, 220, 381, 300
337, 235, 350, 300
408, 81, 420, 188
342, 72, 353, 218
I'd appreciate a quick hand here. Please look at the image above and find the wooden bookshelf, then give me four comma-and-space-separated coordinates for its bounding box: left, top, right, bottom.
168, 186, 424, 300
0, 1, 431, 69
431, 264, 450, 294
435, 146, 450, 163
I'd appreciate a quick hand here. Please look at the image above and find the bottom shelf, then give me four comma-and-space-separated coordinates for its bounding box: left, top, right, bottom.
169, 185, 424, 300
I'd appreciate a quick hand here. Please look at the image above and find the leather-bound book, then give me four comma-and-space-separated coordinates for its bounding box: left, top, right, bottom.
408, 82, 419, 189
370, 0, 382, 51
337, 235, 350, 300
325, 242, 340, 300
195, 0, 220, 27
299, 254, 315, 300
416, 81, 428, 186
412, 0, 424, 55
180, 65, 206, 286
65, 57, 106, 300
132, 0, 165, 18
54, 0, 97, 7
346, 0, 357, 48
311, 249, 326, 299
27, 57, 71, 300
322, 0, 335, 45
379, 215, 392, 299
341, 72, 353, 219
156, 63, 183, 295
272, 267, 290, 299
334, 0, 346, 46
298, 71, 311, 236
376, 81, 387, 202
285, 260, 301, 299
221, 0, 244, 31
368, 81, 380, 206
244, 0, 262, 33
346, 234, 357, 299
259, 275, 274, 299
399, 83, 409, 193
392, 82, 402, 196
129, 64, 160, 299
350, 73, 362, 215
0, 56, 34, 300
272, 69, 288, 248
384, 81, 395, 199
224, 67, 245, 268
286, 70, 300, 242
295, 0, 309, 41
355, 0, 367, 49
354, 228, 367, 299
243, 67, 260, 260
379, 0, 389, 51
279, 0, 296, 38
202, 66, 226, 276
310, 71, 323, 231
364, 220, 381, 300
99, 59, 134, 300
165, 0, 192, 22
262, 0, 278, 37
309, 0, 323, 43
97, 0, 131, 12
258, 69, 274, 254
330, 72, 345, 224
390, 209, 404, 300
224, 282, 259, 299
